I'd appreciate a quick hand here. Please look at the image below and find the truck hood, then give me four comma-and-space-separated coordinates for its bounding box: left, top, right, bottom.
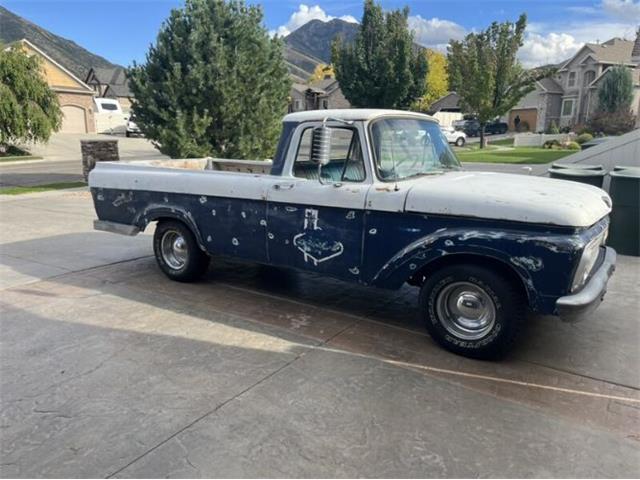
404, 171, 611, 227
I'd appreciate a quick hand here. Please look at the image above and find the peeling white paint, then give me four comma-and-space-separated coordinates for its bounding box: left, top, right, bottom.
369, 228, 377, 235
211, 209, 216, 216
510, 256, 544, 272
285, 206, 298, 212
241, 211, 247, 218
199, 196, 207, 204
259, 219, 267, 226
444, 240, 454, 247
349, 267, 360, 275
268, 233, 275, 240
409, 263, 417, 270
207, 235, 212, 242
346, 211, 356, 220
232, 238, 239, 246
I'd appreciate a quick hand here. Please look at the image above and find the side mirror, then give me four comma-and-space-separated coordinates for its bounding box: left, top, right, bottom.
311, 126, 331, 166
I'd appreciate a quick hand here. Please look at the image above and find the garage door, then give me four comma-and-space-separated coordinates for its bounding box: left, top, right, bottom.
60, 105, 87, 133
509, 108, 537, 132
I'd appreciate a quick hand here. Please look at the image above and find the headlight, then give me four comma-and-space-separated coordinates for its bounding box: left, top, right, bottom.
571, 232, 605, 292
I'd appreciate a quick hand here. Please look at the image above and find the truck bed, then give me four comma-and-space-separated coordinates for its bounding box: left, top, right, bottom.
123, 157, 273, 175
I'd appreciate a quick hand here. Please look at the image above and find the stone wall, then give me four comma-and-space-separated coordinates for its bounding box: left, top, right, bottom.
81, 140, 119, 181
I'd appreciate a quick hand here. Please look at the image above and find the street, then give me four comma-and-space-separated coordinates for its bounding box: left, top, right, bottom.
0, 189, 638, 477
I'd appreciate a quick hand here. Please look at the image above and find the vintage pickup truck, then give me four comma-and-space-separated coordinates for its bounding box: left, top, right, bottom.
89, 109, 616, 359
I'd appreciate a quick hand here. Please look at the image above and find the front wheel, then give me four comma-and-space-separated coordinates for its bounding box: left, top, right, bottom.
455, 137, 465, 147
153, 220, 210, 282
419, 265, 525, 359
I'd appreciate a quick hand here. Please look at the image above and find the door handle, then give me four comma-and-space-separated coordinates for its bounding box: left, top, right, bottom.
273, 183, 294, 191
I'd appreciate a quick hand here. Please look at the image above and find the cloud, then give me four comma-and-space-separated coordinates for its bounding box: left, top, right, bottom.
408, 15, 467, 50
270, 4, 358, 37
601, 0, 640, 20
519, 32, 583, 68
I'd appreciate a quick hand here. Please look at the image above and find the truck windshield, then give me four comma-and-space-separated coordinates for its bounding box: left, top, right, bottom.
370, 117, 460, 181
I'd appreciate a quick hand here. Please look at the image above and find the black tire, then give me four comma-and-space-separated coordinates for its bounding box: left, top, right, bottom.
153, 220, 209, 282
419, 265, 525, 359
455, 137, 465, 147
125, 131, 130, 137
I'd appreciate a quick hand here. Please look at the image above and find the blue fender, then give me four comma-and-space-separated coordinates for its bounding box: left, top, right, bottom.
133, 204, 206, 249
369, 227, 540, 306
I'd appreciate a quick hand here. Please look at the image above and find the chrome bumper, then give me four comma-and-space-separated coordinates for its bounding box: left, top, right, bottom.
94, 220, 140, 236
556, 247, 616, 322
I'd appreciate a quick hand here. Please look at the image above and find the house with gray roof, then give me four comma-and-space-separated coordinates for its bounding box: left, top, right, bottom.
289, 77, 350, 113
508, 31, 640, 132
85, 67, 133, 113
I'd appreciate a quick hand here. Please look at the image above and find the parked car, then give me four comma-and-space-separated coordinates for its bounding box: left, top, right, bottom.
454, 119, 508, 137
89, 109, 616, 360
94, 98, 127, 135
440, 126, 466, 147
125, 115, 142, 137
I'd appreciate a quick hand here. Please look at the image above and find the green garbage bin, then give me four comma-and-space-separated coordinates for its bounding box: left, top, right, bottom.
551, 162, 604, 171
548, 167, 607, 188
608, 168, 640, 256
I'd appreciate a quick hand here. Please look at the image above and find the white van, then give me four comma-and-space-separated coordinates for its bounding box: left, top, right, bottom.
94, 98, 127, 134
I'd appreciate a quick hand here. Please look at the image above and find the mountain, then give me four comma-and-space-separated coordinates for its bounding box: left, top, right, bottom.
283, 18, 358, 82
0, 5, 119, 80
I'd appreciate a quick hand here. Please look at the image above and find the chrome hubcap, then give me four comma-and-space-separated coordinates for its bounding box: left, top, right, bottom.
436, 282, 496, 340
160, 230, 188, 270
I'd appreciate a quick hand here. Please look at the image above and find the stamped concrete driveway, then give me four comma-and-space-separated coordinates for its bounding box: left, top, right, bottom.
0, 189, 639, 477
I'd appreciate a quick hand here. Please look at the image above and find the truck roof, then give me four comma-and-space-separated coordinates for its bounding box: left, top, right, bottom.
283, 109, 437, 123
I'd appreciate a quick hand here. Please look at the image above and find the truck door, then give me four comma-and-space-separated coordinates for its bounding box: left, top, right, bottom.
266, 123, 370, 281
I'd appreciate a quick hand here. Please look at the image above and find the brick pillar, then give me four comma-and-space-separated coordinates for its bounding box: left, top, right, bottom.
81, 140, 119, 181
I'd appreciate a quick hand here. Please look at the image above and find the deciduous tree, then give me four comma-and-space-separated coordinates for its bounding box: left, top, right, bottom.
308, 64, 335, 84
0, 45, 61, 150
448, 14, 551, 147
128, 0, 291, 159
332, 0, 427, 109
412, 49, 448, 112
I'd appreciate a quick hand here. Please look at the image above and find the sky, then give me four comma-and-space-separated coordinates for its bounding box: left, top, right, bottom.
3, 0, 639, 68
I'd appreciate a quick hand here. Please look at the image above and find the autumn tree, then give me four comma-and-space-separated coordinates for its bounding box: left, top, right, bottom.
0, 45, 61, 151
412, 49, 449, 112
308, 63, 335, 84
332, 0, 427, 108
128, 0, 291, 159
448, 14, 551, 147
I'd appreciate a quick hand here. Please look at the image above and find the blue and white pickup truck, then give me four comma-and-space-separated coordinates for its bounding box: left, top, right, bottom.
89, 109, 616, 359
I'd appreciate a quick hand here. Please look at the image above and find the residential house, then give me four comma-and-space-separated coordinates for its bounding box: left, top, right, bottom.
85, 67, 133, 113
289, 77, 350, 112
509, 32, 640, 132
427, 92, 463, 127
7, 39, 96, 134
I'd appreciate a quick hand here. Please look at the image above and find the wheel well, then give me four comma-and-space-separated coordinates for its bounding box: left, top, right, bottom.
410, 253, 530, 304
151, 216, 206, 250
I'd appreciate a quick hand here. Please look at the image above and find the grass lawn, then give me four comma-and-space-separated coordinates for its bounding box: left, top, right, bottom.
456, 146, 575, 164
0, 182, 86, 195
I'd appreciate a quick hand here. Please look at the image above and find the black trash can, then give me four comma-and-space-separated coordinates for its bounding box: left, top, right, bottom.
548, 167, 607, 188
551, 162, 604, 171
608, 168, 640, 256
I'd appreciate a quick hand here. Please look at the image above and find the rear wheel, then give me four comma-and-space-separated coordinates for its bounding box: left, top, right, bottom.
455, 137, 465, 147
153, 220, 209, 282
419, 265, 525, 359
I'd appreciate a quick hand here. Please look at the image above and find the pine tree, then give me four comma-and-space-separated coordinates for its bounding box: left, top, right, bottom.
597, 66, 633, 113
331, 0, 427, 109
0, 45, 61, 149
127, 0, 291, 159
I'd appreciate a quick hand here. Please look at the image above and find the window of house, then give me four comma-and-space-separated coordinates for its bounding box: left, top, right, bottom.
294, 100, 301, 111
293, 127, 366, 183
561, 99, 574, 117
583, 71, 596, 86
568, 72, 576, 88
322, 99, 329, 109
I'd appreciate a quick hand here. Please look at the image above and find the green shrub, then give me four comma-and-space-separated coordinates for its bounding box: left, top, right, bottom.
566, 141, 581, 150
576, 133, 593, 144
547, 120, 560, 134
543, 139, 560, 149
588, 109, 636, 135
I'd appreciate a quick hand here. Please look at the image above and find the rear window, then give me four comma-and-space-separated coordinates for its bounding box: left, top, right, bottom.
100, 103, 118, 111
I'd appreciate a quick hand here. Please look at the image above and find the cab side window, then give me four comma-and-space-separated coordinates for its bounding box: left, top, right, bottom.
293, 127, 366, 182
